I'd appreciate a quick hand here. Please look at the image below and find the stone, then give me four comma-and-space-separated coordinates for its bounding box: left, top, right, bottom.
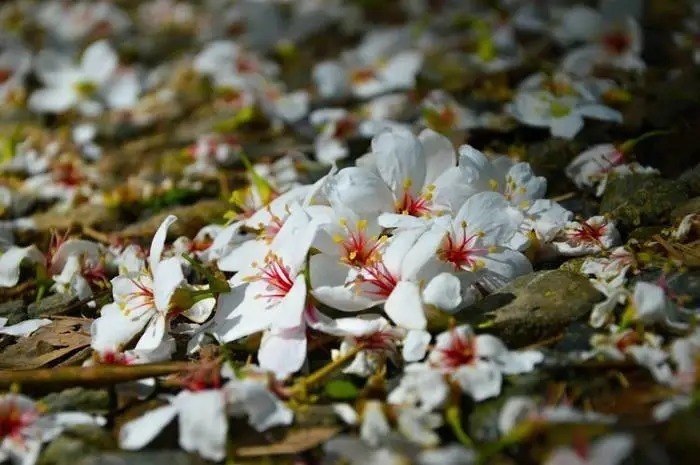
119, 199, 229, 239
670, 197, 700, 223
0, 299, 27, 325
457, 270, 602, 347
30, 203, 120, 233
76, 452, 206, 465
680, 164, 700, 197
41, 388, 110, 414
599, 174, 689, 233
38, 425, 115, 465
27, 293, 77, 318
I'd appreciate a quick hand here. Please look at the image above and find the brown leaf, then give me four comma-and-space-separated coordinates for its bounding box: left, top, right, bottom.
235, 426, 341, 457
0, 319, 91, 369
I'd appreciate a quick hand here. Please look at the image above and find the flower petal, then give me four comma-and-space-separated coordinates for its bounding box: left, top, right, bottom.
119, 404, 177, 450
385, 280, 426, 330
174, 390, 228, 461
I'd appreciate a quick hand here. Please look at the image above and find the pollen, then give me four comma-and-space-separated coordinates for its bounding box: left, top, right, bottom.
489, 179, 498, 190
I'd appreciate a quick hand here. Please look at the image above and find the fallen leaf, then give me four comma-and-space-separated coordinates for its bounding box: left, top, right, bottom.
235, 426, 341, 457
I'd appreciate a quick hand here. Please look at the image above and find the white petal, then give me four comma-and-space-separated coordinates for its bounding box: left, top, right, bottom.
149, 215, 177, 273
272, 275, 307, 330
372, 127, 426, 197
135, 314, 166, 351
418, 128, 456, 184
153, 256, 185, 312
226, 379, 294, 431
550, 114, 584, 139
28, 87, 77, 113
0, 318, 51, 337
402, 330, 431, 362
119, 404, 178, 450
577, 104, 623, 123
174, 390, 228, 461
81, 40, 118, 84
422, 272, 462, 311
589, 434, 635, 465
91, 303, 152, 351
385, 280, 426, 330
453, 362, 503, 401
0, 245, 45, 287
258, 327, 307, 378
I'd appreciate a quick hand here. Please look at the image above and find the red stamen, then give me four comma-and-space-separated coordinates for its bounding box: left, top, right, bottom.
250, 254, 295, 300
357, 261, 397, 298
434, 329, 477, 369
0, 399, 37, 441
396, 191, 432, 217
438, 223, 487, 270
603, 31, 631, 55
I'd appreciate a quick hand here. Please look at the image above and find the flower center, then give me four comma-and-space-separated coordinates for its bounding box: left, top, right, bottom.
74, 80, 98, 98
395, 179, 435, 217
434, 330, 477, 369
354, 329, 401, 352
53, 161, 84, 187
331, 117, 357, 140
357, 261, 398, 298
124, 276, 156, 314
97, 350, 134, 365
0, 400, 36, 441
351, 67, 376, 85
0, 68, 12, 84
334, 218, 383, 268
569, 220, 608, 245
247, 253, 295, 300
603, 31, 631, 55
437, 221, 488, 271
549, 100, 571, 118
257, 213, 285, 243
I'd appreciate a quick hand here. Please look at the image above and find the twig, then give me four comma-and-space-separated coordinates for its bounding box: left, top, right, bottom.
0, 362, 193, 390
549, 192, 576, 202
0, 280, 37, 299
81, 225, 114, 245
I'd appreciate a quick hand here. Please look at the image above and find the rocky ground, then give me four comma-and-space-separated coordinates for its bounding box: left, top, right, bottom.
1, 0, 700, 464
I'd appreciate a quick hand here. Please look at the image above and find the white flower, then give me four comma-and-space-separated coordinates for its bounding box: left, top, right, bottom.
313, 29, 423, 99
29, 40, 122, 115
119, 363, 292, 461
581, 246, 634, 281
498, 396, 615, 435
388, 363, 449, 412
366, 128, 465, 228
0, 393, 104, 465
0, 41, 31, 104
562, 17, 645, 77
120, 390, 221, 461
543, 433, 634, 465
404, 191, 530, 294
508, 89, 622, 139
631, 281, 691, 330
310, 108, 358, 164
91, 215, 211, 354
566, 144, 658, 196
427, 325, 543, 401
36, 1, 130, 43
553, 216, 620, 256
205, 207, 318, 376
330, 316, 406, 377
420, 90, 479, 133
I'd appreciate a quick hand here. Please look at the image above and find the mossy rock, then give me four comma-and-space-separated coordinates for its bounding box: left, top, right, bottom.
599, 174, 689, 232
559, 257, 588, 274
41, 388, 110, 414
39, 425, 116, 465
670, 197, 700, 223
119, 199, 229, 239
680, 164, 700, 197
0, 299, 27, 325
457, 270, 602, 347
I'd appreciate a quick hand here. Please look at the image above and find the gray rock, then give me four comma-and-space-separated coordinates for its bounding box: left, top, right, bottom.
41, 388, 110, 414
670, 196, 700, 223
77, 452, 205, 465
38, 425, 115, 465
0, 299, 27, 325
458, 270, 602, 347
599, 173, 689, 232
27, 293, 77, 318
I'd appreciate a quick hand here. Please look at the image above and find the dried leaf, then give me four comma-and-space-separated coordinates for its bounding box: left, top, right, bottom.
235, 426, 341, 457
0, 319, 91, 369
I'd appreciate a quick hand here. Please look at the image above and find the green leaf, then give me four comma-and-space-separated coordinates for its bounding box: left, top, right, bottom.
324, 379, 359, 400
